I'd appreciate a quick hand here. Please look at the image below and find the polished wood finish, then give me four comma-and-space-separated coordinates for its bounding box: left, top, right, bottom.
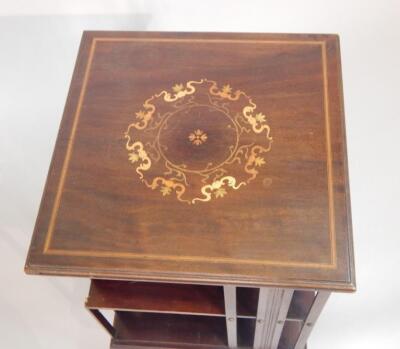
86, 280, 261, 348
25, 31, 355, 292
86, 280, 261, 319
111, 312, 229, 348
86, 280, 225, 316
25, 31, 355, 348
110, 311, 255, 349
85, 279, 330, 349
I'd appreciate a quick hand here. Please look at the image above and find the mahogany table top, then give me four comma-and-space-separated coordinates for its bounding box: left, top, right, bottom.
25, 31, 355, 291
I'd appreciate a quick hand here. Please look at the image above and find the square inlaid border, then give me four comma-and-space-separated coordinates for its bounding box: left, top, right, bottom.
42, 37, 337, 270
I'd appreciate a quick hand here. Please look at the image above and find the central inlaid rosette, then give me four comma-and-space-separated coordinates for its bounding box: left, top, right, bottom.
124, 79, 272, 204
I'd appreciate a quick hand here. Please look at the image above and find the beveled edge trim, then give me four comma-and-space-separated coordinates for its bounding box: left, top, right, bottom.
25, 262, 356, 292
42, 36, 337, 270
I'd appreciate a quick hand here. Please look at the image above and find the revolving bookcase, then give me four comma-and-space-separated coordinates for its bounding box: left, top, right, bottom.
26, 31, 355, 349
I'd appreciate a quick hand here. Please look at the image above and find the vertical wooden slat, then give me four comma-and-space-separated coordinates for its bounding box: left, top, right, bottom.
254, 288, 295, 349
254, 287, 279, 349
224, 285, 237, 348
294, 291, 330, 349
270, 289, 294, 349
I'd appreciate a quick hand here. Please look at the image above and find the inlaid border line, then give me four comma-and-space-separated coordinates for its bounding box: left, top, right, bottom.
43, 38, 97, 251
43, 37, 337, 269
322, 41, 337, 267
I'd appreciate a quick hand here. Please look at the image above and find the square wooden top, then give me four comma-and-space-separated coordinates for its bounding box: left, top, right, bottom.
25, 31, 355, 291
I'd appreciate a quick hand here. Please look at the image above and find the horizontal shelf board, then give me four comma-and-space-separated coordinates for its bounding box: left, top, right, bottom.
287, 290, 315, 321
112, 312, 228, 348
86, 280, 225, 316
111, 341, 231, 349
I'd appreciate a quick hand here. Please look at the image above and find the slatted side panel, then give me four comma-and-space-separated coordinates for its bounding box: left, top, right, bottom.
270, 290, 294, 349
253, 288, 294, 349
293, 291, 330, 349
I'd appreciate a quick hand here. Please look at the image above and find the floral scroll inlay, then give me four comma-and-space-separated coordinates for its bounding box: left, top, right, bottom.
124, 79, 272, 204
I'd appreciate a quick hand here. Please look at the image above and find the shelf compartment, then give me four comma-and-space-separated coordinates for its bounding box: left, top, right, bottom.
237, 287, 259, 318
287, 290, 315, 321
238, 318, 256, 348
278, 321, 302, 349
86, 280, 225, 317
110, 311, 228, 348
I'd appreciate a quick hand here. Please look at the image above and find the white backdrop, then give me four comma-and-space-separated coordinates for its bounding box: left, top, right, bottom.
1, 1, 400, 348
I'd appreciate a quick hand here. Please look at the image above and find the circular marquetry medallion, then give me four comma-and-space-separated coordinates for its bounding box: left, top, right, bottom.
158, 105, 238, 173
124, 79, 272, 204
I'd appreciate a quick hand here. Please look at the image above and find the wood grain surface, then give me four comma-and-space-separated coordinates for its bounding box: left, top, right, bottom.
25, 31, 355, 291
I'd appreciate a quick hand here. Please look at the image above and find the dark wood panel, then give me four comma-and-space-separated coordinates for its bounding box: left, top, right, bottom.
237, 287, 259, 318
111, 312, 228, 348
238, 318, 256, 348
25, 31, 355, 291
278, 321, 302, 349
86, 280, 225, 316
287, 290, 315, 321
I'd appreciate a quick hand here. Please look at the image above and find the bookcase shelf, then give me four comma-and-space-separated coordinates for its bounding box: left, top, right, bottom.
86, 280, 327, 349
87, 280, 260, 319
86, 280, 225, 317
111, 312, 228, 348
110, 312, 256, 349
